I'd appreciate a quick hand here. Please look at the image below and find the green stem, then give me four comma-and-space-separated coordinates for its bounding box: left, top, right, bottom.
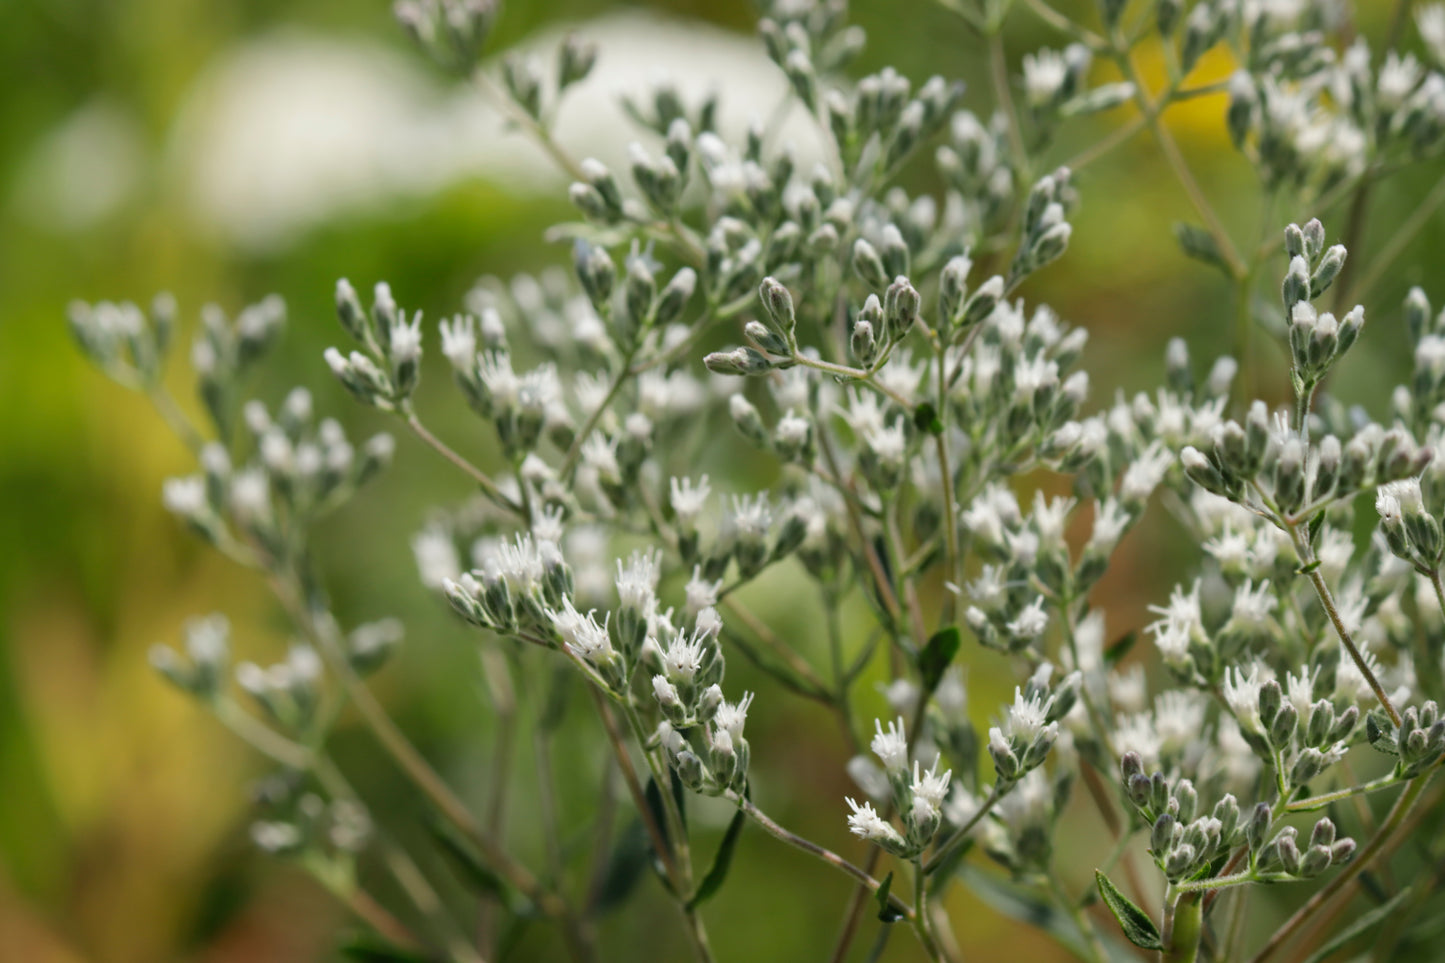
1165, 890, 1202, 963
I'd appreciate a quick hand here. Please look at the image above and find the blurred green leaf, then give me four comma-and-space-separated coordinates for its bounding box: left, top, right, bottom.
1094, 870, 1162, 951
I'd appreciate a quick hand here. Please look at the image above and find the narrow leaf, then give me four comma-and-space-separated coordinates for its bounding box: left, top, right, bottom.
1103, 630, 1138, 667
589, 818, 652, 916
875, 871, 905, 923
1174, 223, 1231, 275
1299, 887, 1410, 963
918, 626, 962, 693
687, 802, 748, 908
1095, 870, 1163, 951
425, 817, 513, 907
339, 936, 433, 963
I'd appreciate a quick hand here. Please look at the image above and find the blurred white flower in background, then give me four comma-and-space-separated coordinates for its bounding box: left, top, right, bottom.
14, 13, 827, 251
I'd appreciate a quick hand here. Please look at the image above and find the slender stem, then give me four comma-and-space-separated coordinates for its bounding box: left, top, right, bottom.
147, 384, 207, 454
789, 352, 914, 408
587, 688, 681, 885
475, 72, 589, 182
404, 411, 523, 517
728, 794, 921, 923
561, 345, 639, 477
924, 783, 1004, 873
1286, 773, 1401, 812
1247, 775, 1430, 963
1287, 524, 1402, 726
1114, 48, 1245, 278
1062, 116, 1145, 170
990, 32, 1029, 182
1020, 0, 1106, 46
720, 597, 830, 693
347, 888, 430, 954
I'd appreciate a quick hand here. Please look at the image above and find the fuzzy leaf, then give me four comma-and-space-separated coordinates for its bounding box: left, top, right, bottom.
1095, 870, 1163, 951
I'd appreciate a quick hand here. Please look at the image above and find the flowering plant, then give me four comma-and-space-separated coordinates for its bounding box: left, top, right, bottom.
70, 0, 1445, 960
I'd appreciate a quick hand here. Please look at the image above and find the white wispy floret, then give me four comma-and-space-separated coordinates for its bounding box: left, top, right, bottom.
960, 483, 1023, 546
1228, 579, 1277, 632
661, 627, 709, 682
438, 315, 476, 372
670, 474, 712, 526
1022, 48, 1068, 106
1147, 581, 1204, 668
1223, 662, 1272, 734
1154, 690, 1208, 758
1109, 662, 1148, 713
684, 566, 722, 616
845, 797, 904, 846
1006, 597, 1050, 641
548, 598, 613, 663
615, 548, 662, 613
1120, 442, 1174, 503
713, 692, 753, 741
871, 716, 910, 773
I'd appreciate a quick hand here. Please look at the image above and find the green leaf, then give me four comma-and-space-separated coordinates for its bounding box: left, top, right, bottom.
589, 818, 652, 916
426, 817, 523, 911
875, 871, 906, 923
1173, 223, 1231, 276
918, 626, 962, 693
687, 800, 748, 908
1299, 887, 1410, 963
1296, 559, 1322, 575
1103, 630, 1138, 667
1306, 510, 1326, 550
1095, 870, 1163, 951
913, 401, 944, 435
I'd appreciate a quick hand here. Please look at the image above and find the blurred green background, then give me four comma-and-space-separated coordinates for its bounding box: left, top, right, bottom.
1, 0, 1439, 960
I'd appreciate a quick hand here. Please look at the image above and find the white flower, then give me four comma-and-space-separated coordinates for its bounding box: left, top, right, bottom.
670, 475, 711, 526
615, 548, 662, 613
1022, 49, 1068, 106
960, 484, 1022, 546
1120, 442, 1173, 504
865, 418, 907, 464
1000, 685, 1054, 743
1285, 666, 1319, 719
549, 598, 613, 664
1030, 491, 1074, 543
162, 475, 207, 517
412, 525, 461, 589
713, 692, 753, 741
684, 567, 722, 616
1223, 662, 1272, 734
1146, 581, 1204, 668
1088, 499, 1130, 553
871, 716, 910, 773
1420, 4, 1445, 65
652, 675, 682, 708
910, 756, 953, 812
1154, 690, 1207, 757
1228, 579, 1277, 632
1108, 663, 1147, 713
845, 797, 904, 846
1113, 712, 1163, 770
1379, 51, 1424, 109
662, 628, 709, 682
438, 315, 476, 372
1007, 598, 1050, 641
